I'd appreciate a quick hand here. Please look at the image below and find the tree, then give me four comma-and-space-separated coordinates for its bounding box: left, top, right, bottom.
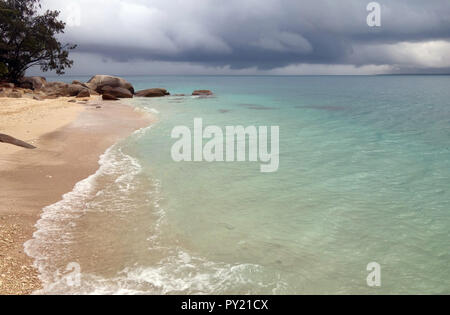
0, 61, 7, 76
0, 0, 76, 83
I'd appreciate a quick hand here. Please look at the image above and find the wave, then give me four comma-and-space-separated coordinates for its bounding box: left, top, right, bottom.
41, 250, 284, 295
24, 122, 286, 295
24, 142, 143, 293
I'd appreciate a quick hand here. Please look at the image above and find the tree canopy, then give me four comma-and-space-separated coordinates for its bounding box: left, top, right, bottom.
0, 0, 76, 83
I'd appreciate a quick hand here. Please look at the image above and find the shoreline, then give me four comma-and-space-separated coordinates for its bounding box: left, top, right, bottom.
0, 97, 153, 294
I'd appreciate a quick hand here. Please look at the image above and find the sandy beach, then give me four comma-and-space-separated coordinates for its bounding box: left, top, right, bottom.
0, 97, 152, 294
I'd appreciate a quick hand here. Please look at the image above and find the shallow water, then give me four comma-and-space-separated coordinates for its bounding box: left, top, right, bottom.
26, 76, 450, 294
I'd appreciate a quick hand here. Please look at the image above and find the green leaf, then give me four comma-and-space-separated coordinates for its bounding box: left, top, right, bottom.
0, 0, 76, 83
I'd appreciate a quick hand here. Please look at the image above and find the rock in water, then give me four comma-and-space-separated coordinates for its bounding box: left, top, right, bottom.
0, 134, 36, 149
86, 75, 135, 94
135, 88, 170, 97
192, 90, 213, 96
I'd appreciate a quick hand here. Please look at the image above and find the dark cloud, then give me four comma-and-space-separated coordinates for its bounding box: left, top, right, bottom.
38, 0, 450, 74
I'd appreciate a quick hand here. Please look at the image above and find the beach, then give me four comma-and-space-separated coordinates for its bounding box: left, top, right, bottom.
0, 97, 152, 294
0, 75, 449, 295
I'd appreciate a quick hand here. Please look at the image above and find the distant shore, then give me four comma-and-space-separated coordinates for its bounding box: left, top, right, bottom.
0, 96, 152, 294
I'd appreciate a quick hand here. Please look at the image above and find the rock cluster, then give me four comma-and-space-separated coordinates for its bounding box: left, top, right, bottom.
1, 75, 214, 101
0, 75, 131, 100
0, 77, 94, 99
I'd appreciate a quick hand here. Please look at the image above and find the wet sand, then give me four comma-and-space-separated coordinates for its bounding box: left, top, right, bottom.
0, 97, 152, 294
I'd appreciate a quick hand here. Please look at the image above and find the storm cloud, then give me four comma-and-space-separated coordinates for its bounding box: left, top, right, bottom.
35, 0, 450, 75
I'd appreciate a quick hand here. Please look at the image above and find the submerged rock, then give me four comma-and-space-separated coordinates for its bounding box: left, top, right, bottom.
192, 90, 213, 96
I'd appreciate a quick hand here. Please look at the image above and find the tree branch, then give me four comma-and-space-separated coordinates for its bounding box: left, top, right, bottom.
0, 133, 36, 149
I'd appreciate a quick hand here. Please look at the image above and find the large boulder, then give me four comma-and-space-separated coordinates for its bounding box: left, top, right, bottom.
86, 75, 134, 94
100, 86, 133, 98
67, 84, 87, 97
76, 89, 91, 98
42, 82, 69, 96
19, 77, 47, 90
193, 90, 213, 96
72, 80, 90, 89
41, 82, 89, 97
135, 88, 170, 98
73, 80, 99, 95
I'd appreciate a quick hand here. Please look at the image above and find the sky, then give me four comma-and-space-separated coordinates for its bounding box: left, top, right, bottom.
31, 0, 450, 76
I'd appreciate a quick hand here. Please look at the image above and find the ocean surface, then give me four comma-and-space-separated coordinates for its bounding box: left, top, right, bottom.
25, 76, 450, 294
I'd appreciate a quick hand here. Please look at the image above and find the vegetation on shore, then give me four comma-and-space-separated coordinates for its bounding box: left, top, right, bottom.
0, 0, 75, 83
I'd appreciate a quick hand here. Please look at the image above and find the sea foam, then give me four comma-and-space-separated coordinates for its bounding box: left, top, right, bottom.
24, 138, 144, 293
23, 125, 280, 295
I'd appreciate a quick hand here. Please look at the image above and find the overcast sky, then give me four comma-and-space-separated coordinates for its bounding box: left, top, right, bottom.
31, 0, 450, 76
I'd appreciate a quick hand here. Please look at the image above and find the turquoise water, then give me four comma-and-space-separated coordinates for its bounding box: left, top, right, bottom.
28, 76, 450, 294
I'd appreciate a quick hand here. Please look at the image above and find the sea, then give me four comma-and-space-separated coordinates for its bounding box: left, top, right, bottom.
25, 75, 450, 294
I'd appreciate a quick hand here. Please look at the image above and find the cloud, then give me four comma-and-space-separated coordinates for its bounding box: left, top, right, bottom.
28, 52, 392, 76
252, 32, 313, 54
350, 41, 450, 68
34, 0, 450, 75
268, 63, 393, 75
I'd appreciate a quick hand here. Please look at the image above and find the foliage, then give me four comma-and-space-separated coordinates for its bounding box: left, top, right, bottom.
0, 0, 76, 82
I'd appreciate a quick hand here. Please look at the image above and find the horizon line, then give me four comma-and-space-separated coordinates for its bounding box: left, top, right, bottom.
39, 73, 450, 77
